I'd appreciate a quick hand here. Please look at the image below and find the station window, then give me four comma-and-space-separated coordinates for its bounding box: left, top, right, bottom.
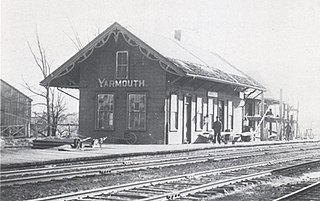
116, 51, 128, 79
228, 100, 234, 130
170, 94, 178, 131
196, 97, 203, 131
128, 93, 146, 130
96, 93, 114, 130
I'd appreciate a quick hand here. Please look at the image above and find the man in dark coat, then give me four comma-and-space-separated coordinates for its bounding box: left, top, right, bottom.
285, 123, 292, 141
213, 116, 222, 144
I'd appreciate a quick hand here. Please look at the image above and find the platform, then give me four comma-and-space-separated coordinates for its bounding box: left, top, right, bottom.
1, 140, 319, 169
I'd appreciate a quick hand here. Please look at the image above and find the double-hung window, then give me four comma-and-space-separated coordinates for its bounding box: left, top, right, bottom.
116, 51, 128, 79
170, 94, 178, 131
96, 94, 114, 130
128, 93, 146, 130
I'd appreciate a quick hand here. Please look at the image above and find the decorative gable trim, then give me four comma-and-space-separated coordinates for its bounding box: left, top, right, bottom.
41, 22, 184, 87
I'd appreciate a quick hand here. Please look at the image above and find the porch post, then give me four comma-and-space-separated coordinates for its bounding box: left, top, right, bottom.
260, 91, 265, 141
27, 123, 31, 137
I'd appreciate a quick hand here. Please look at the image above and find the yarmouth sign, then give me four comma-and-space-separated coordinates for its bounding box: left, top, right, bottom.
98, 78, 145, 87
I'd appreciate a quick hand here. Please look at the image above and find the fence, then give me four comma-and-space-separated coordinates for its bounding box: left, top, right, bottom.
31, 123, 79, 138
0, 123, 79, 138
0, 124, 30, 138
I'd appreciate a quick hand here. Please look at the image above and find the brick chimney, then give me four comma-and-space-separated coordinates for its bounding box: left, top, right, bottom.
174, 30, 181, 41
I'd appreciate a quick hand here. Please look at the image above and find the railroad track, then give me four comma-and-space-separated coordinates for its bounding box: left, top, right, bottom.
1, 145, 319, 186
28, 156, 320, 201
2, 142, 318, 172
0, 150, 266, 186
3, 143, 319, 176
273, 181, 320, 201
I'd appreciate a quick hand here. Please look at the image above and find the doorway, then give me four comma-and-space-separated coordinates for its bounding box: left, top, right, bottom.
184, 96, 192, 143
219, 100, 225, 131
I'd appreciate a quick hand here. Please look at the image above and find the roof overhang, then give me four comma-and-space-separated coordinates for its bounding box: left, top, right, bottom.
186, 73, 266, 91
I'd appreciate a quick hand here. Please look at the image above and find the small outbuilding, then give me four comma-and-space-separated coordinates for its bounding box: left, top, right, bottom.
0, 79, 32, 137
41, 22, 265, 144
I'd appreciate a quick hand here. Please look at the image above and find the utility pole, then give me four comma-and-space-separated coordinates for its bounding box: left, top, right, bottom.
260, 92, 265, 140
279, 89, 283, 140
286, 103, 290, 140
284, 103, 300, 140
296, 101, 299, 139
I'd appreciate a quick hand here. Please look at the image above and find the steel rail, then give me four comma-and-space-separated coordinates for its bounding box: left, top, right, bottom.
2, 142, 318, 177
1, 147, 261, 176
272, 159, 320, 175
144, 159, 320, 201
0, 149, 248, 177
27, 155, 319, 201
0, 144, 284, 175
140, 171, 273, 201
0, 152, 265, 186
2, 145, 319, 186
2, 142, 318, 176
2, 143, 317, 177
273, 181, 320, 201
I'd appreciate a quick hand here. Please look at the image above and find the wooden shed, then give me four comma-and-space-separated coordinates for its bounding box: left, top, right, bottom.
0, 79, 32, 137
41, 22, 265, 144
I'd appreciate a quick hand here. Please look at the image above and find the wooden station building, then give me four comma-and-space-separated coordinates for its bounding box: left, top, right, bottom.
41, 22, 265, 144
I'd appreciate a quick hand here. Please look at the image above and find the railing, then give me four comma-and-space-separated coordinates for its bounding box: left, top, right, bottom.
0, 124, 30, 138
54, 123, 79, 138
0, 123, 79, 138
31, 123, 79, 138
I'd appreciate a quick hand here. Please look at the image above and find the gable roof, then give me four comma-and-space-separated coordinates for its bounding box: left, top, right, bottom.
1, 79, 33, 101
41, 22, 265, 91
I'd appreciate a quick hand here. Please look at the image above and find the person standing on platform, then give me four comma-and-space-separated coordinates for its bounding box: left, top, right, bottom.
285, 123, 292, 141
213, 116, 222, 144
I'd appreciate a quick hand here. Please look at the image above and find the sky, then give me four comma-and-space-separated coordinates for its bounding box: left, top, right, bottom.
1, 0, 320, 137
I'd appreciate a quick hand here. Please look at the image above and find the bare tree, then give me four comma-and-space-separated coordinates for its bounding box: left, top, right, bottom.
50, 91, 68, 136
63, 19, 84, 51
26, 30, 69, 137
26, 31, 52, 136
63, 19, 101, 51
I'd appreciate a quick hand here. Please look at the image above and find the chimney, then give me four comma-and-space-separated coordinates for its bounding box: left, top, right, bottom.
174, 30, 181, 41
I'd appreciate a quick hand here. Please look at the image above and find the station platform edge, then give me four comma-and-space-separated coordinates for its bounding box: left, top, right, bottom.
1, 140, 319, 169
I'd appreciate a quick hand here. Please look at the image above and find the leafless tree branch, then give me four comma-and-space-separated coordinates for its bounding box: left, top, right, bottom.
66, 18, 83, 50
22, 78, 46, 98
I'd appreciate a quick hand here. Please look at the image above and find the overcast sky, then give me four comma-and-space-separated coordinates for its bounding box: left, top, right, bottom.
1, 0, 320, 137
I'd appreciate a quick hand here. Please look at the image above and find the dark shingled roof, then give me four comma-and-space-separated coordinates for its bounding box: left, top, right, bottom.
41, 22, 266, 91
168, 58, 264, 89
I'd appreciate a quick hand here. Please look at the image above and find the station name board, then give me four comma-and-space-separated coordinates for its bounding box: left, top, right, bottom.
208, 91, 218, 98
98, 78, 145, 88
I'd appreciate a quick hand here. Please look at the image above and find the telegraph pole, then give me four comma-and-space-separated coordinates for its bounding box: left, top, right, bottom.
296, 101, 299, 139
279, 88, 283, 140
260, 92, 265, 140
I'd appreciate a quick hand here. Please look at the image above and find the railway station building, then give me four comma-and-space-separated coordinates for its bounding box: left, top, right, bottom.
41, 22, 266, 144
